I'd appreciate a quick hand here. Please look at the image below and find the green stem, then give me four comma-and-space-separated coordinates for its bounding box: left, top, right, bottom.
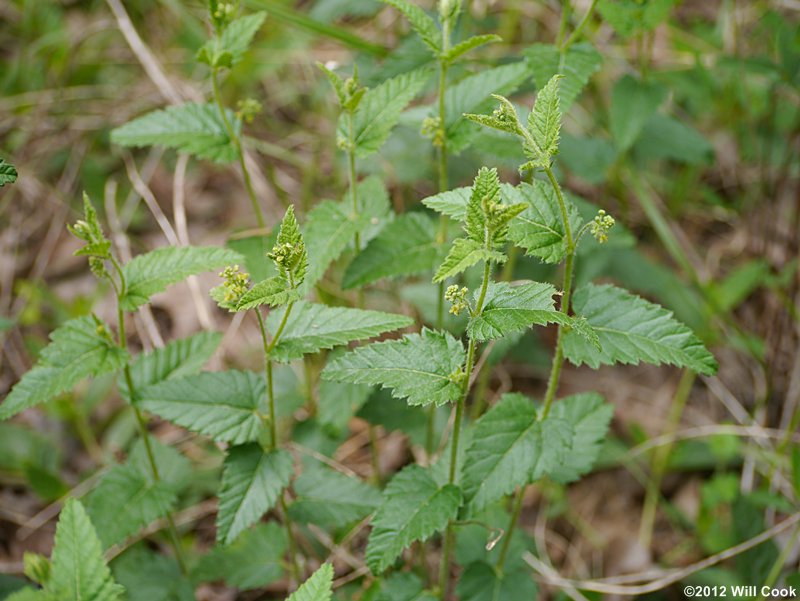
280, 492, 302, 586
434, 18, 451, 337
211, 69, 265, 228
755, 523, 800, 601
639, 369, 695, 550
557, 0, 572, 47
119, 316, 187, 574
255, 311, 278, 449
561, 0, 598, 50
439, 262, 491, 599
347, 111, 361, 253
499, 167, 576, 564
495, 487, 524, 571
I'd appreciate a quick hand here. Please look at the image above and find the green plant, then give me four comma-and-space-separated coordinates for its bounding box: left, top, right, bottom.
7, 1, 800, 600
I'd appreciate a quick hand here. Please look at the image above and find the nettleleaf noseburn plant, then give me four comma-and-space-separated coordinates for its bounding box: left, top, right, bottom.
322, 74, 717, 598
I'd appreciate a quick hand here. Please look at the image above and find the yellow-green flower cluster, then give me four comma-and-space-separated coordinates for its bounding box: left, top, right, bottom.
445, 285, 469, 316
236, 98, 262, 123
421, 116, 444, 148
590, 210, 615, 244
219, 265, 250, 304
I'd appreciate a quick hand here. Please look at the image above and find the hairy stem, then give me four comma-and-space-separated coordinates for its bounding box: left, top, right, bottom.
439, 262, 492, 599
498, 167, 576, 566
211, 69, 265, 228
496, 487, 524, 571
112, 257, 187, 574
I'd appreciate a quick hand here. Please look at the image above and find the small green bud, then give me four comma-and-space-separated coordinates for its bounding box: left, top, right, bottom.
421, 116, 444, 148
445, 284, 469, 315
590, 209, 615, 244
439, 0, 461, 21
236, 98, 262, 123
219, 264, 251, 304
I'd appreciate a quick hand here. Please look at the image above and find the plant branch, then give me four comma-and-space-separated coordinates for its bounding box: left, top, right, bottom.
211, 69, 265, 228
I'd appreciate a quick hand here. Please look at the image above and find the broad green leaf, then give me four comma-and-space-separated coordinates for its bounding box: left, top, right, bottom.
112, 545, 193, 601
5, 589, 45, 601
467, 281, 568, 341
456, 561, 538, 601
442, 34, 502, 64
381, 0, 441, 53
197, 12, 267, 67
343, 212, 443, 289
0, 423, 60, 475
433, 238, 506, 283
287, 564, 333, 601
610, 75, 667, 151
193, 523, 286, 589
302, 176, 389, 291
522, 73, 562, 170
598, 0, 675, 37
127, 436, 192, 493
271, 205, 309, 288
445, 62, 529, 153
119, 331, 221, 401
462, 394, 572, 512
563, 283, 718, 375
525, 43, 602, 111
234, 276, 301, 311
373, 572, 437, 601
366, 465, 462, 574
317, 377, 371, 435
48, 500, 124, 601
137, 370, 266, 444
121, 246, 242, 311
266, 301, 413, 362
227, 232, 277, 283
217, 445, 294, 545
340, 68, 432, 157
634, 113, 714, 165
421, 187, 472, 220
0, 158, 18, 186
110, 103, 241, 163
0, 316, 128, 420
85, 465, 177, 549
289, 464, 382, 526
548, 393, 613, 483
322, 328, 465, 407
506, 180, 583, 263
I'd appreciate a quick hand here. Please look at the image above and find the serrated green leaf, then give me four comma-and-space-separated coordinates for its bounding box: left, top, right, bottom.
563, 283, 718, 375
634, 113, 714, 165
322, 328, 465, 407
525, 43, 602, 110
271, 205, 308, 288
610, 75, 667, 151
119, 331, 221, 402
85, 464, 177, 549
598, 0, 675, 37
47, 500, 124, 601
110, 103, 241, 163
433, 238, 506, 283
302, 176, 389, 291
366, 465, 462, 574
127, 436, 191, 493
442, 34, 501, 63
523, 73, 562, 170
456, 561, 538, 601
217, 445, 294, 545
5, 589, 46, 601
340, 68, 431, 157
137, 370, 266, 444
289, 464, 382, 527
287, 564, 334, 601
462, 394, 572, 512
1, 158, 18, 186
464, 167, 501, 243
343, 212, 442, 289
121, 246, 242, 311
381, 0, 441, 53
317, 377, 371, 435
0, 317, 128, 420
444, 62, 529, 153
421, 186, 472, 220
506, 180, 582, 263
197, 12, 266, 67
194, 522, 286, 589
548, 393, 613, 483
266, 301, 413, 362
467, 281, 568, 341
235, 276, 301, 311
111, 545, 193, 601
